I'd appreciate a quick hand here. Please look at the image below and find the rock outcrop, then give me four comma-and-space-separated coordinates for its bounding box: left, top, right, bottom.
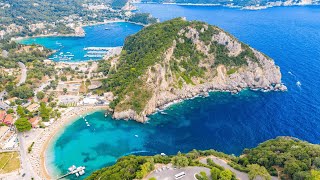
109, 18, 286, 122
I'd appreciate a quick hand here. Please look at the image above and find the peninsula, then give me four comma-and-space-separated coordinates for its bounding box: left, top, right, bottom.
102, 18, 287, 122
86, 137, 320, 180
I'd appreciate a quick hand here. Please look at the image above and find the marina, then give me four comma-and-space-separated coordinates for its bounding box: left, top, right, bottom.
83, 46, 123, 59
19, 22, 142, 62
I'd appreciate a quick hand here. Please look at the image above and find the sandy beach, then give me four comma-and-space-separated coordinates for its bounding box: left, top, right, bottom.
27, 106, 109, 179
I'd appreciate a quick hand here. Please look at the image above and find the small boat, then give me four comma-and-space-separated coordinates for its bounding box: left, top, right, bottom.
68, 165, 76, 172
87, 124, 90, 127
135, 135, 139, 138
105, 28, 110, 30
160, 111, 168, 115
296, 81, 301, 87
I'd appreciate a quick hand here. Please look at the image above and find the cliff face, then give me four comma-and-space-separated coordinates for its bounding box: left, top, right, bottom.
108, 18, 286, 122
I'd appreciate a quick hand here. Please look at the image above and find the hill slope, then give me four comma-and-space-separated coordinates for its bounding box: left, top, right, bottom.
103, 18, 286, 122
85, 137, 320, 180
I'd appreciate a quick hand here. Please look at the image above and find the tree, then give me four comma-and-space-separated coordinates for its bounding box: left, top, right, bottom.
311, 170, 320, 180
10, 85, 34, 99
219, 170, 233, 180
211, 167, 221, 180
17, 105, 26, 118
171, 152, 189, 168
5, 83, 14, 92
36, 91, 45, 100
195, 171, 209, 180
136, 160, 154, 179
247, 164, 271, 180
293, 171, 312, 180
313, 157, 320, 169
6, 109, 14, 114
61, 76, 67, 81
284, 160, 303, 178
15, 118, 32, 132
39, 102, 51, 121
63, 88, 67, 94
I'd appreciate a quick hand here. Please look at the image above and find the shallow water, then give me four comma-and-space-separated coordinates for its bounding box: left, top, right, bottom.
46, 5, 320, 179
19, 22, 142, 62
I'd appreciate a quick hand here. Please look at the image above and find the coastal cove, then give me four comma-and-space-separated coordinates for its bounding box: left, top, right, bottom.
36, 4, 320, 180
18, 22, 143, 62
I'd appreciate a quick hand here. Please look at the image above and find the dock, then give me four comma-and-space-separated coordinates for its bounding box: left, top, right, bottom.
84, 47, 112, 51
57, 165, 86, 179
83, 46, 123, 59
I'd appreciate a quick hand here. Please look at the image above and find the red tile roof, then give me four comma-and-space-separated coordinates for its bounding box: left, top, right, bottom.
0, 111, 6, 121
29, 117, 40, 128
3, 114, 14, 125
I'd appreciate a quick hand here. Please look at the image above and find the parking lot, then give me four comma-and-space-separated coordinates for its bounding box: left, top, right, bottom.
145, 165, 211, 180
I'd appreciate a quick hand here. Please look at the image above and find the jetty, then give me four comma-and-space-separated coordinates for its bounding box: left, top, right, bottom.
83, 46, 123, 59
57, 165, 86, 179
84, 47, 113, 51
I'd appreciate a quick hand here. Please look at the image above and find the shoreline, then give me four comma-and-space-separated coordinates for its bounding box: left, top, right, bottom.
135, 2, 319, 10
29, 106, 109, 179
14, 20, 145, 42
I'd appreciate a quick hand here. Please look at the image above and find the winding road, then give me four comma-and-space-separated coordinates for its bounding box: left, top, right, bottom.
200, 156, 278, 180
17, 62, 27, 86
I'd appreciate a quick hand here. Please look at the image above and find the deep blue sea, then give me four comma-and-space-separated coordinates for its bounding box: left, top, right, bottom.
45, 4, 320, 179
19, 22, 142, 62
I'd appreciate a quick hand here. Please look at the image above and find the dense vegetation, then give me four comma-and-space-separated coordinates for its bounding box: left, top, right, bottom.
86, 137, 320, 180
128, 13, 158, 25
234, 137, 320, 179
102, 18, 261, 114
0, 0, 125, 38
104, 18, 192, 112
14, 117, 32, 132
0, 40, 54, 95
86, 149, 236, 180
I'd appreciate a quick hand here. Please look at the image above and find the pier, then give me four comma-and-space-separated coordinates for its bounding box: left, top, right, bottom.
57, 165, 86, 179
83, 46, 123, 59
84, 47, 120, 51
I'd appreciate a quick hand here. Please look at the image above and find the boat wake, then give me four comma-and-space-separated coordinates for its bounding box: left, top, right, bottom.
122, 150, 150, 156
288, 71, 301, 88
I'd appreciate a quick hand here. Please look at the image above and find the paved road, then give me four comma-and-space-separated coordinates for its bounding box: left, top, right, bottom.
200, 156, 249, 180
17, 62, 27, 86
0, 90, 9, 110
17, 134, 40, 180
200, 156, 278, 180
34, 79, 51, 102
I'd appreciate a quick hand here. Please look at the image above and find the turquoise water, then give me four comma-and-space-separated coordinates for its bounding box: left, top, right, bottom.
19, 22, 142, 62
48, 4, 320, 180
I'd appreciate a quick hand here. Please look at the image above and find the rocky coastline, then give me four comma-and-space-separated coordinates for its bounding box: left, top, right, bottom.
112, 20, 287, 122
113, 82, 287, 123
